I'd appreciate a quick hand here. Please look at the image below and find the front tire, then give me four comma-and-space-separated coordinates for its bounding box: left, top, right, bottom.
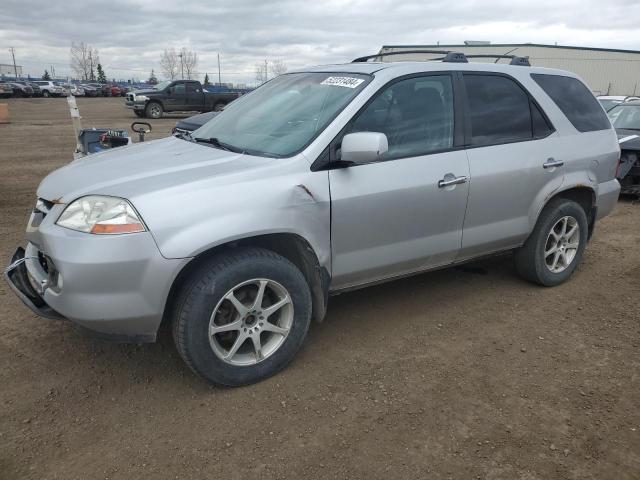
145, 102, 163, 119
213, 102, 226, 112
42, 90, 50, 98
514, 198, 588, 286
171, 248, 312, 386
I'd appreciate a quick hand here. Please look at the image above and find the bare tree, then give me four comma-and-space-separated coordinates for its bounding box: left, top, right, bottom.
160, 48, 179, 80
70, 42, 100, 81
255, 59, 288, 85
270, 58, 288, 76
180, 47, 198, 80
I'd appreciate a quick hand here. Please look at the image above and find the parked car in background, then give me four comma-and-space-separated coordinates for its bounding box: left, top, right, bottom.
63, 84, 85, 96
6, 57, 621, 386
0, 82, 13, 98
125, 79, 242, 118
172, 111, 219, 135
79, 84, 99, 97
119, 86, 130, 97
607, 101, 640, 195
108, 85, 121, 97
597, 95, 640, 112
33, 81, 67, 97
6, 82, 34, 97
26, 82, 43, 97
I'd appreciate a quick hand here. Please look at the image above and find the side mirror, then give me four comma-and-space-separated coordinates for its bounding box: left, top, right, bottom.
340, 132, 388, 164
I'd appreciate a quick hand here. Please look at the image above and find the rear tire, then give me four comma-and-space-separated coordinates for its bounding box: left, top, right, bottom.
145, 102, 163, 119
42, 90, 50, 98
171, 248, 312, 386
213, 102, 226, 112
514, 198, 588, 286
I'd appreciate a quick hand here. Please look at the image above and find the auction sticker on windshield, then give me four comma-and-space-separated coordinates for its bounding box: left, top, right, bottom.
321, 76, 365, 88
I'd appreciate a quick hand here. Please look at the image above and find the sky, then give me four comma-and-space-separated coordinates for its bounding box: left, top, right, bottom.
2, 0, 640, 86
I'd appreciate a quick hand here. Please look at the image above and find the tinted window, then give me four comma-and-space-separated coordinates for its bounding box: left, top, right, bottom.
347, 75, 454, 160
531, 100, 553, 138
172, 84, 186, 94
464, 74, 532, 146
532, 74, 611, 132
186, 83, 200, 93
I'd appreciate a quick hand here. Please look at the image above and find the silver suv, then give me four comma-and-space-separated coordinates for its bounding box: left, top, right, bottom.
6, 55, 620, 386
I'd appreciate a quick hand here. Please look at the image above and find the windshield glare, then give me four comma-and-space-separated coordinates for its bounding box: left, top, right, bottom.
608, 105, 640, 129
154, 81, 171, 90
192, 72, 370, 157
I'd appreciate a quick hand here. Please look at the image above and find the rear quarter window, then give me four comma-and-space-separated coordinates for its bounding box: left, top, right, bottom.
531, 74, 611, 132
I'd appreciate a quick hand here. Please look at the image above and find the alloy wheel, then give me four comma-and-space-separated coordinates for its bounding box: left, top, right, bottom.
544, 215, 580, 273
208, 278, 294, 366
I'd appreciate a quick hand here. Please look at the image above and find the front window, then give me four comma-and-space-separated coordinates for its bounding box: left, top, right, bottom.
599, 99, 620, 112
191, 72, 370, 157
608, 104, 640, 130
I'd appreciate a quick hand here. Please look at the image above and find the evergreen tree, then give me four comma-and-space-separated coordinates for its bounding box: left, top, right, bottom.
204, 73, 211, 85
148, 69, 158, 85
96, 63, 107, 83
42, 70, 51, 80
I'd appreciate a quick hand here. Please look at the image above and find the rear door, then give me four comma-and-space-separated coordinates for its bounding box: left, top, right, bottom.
185, 82, 203, 111
458, 72, 562, 260
329, 74, 470, 289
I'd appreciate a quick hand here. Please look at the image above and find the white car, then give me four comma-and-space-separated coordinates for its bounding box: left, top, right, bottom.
597, 95, 640, 111
33, 81, 68, 98
63, 84, 85, 96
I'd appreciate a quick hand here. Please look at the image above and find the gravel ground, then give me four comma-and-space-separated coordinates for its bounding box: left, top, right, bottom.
1, 97, 639, 480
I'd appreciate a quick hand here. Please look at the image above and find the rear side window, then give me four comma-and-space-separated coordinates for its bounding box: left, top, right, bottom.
464, 74, 534, 146
531, 74, 611, 132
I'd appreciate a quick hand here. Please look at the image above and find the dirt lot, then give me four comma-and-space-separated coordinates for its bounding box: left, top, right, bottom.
0, 97, 639, 480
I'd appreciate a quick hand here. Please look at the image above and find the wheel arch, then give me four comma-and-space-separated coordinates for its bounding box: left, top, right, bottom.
161, 232, 329, 332
533, 185, 596, 240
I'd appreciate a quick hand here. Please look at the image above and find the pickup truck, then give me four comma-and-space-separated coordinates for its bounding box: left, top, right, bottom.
125, 80, 242, 118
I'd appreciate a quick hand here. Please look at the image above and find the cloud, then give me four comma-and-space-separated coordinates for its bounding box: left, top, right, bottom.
1, 0, 640, 84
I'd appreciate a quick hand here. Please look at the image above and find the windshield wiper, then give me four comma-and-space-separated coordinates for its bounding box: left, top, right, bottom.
193, 136, 245, 153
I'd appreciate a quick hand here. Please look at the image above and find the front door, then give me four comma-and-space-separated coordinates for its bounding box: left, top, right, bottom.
165, 83, 186, 111
329, 74, 470, 289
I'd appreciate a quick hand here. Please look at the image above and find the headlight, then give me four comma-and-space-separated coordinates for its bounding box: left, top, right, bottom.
134, 95, 149, 102
56, 196, 146, 235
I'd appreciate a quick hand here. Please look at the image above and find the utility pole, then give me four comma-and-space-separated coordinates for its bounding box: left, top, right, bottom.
264, 59, 268, 82
178, 51, 184, 79
217, 53, 221, 85
9, 47, 18, 79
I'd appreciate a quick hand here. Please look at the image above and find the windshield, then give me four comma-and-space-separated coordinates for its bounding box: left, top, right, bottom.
154, 81, 171, 90
608, 104, 640, 129
191, 72, 370, 157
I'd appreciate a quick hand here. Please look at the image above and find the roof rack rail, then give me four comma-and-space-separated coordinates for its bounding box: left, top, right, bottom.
352, 49, 451, 63
352, 50, 531, 66
461, 54, 531, 66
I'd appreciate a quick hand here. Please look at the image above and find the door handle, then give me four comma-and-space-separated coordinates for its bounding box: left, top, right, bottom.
543, 158, 564, 169
438, 175, 469, 188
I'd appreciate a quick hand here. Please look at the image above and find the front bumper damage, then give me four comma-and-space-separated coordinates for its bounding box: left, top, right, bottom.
5, 202, 190, 343
5, 247, 65, 320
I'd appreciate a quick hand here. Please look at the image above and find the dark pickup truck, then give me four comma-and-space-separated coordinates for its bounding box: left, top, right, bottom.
125, 80, 242, 119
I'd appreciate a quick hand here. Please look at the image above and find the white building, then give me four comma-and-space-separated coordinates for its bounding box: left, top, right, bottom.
376, 43, 640, 96
0, 63, 23, 77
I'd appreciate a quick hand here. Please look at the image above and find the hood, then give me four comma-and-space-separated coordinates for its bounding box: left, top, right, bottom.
616, 128, 640, 151
133, 89, 161, 96
176, 111, 219, 131
37, 136, 273, 203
